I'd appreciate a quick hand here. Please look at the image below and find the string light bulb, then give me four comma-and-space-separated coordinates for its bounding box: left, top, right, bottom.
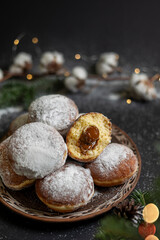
102, 73, 108, 79
126, 99, 132, 104
145, 235, 159, 240
64, 71, 70, 77
134, 68, 140, 74
115, 54, 119, 60
143, 204, 159, 224
32, 37, 38, 44
26, 74, 33, 80
14, 39, 19, 45
75, 54, 81, 60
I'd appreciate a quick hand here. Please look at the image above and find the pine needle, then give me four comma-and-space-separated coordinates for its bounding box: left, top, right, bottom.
96, 215, 142, 240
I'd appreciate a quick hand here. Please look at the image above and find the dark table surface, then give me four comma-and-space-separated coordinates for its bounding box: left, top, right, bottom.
0, 0, 160, 239
0, 79, 159, 240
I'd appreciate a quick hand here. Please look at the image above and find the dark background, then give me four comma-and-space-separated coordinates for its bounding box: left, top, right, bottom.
0, 1, 160, 240
1, 0, 160, 69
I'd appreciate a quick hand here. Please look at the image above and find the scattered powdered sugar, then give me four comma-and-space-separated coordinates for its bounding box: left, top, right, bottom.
90, 143, 134, 175
28, 95, 79, 133
38, 163, 94, 204
8, 122, 67, 179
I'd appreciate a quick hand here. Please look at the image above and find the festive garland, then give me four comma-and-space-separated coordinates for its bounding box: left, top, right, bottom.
0, 32, 159, 102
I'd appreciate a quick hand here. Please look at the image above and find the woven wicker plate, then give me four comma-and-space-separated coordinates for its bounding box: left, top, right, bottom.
0, 124, 141, 222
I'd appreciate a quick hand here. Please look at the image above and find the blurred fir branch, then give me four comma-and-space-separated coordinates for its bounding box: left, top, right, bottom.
96, 176, 160, 240
96, 215, 142, 240
0, 77, 65, 110
131, 177, 160, 207
130, 190, 149, 206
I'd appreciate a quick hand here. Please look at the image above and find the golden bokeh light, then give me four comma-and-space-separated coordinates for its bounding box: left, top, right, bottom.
115, 54, 119, 60
145, 235, 159, 240
126, 99, 132, 104
134, 68, 140, 74
26, 74, 33, 80
143, 204, 159, 224
102, 73, 108, 79
64, 71, 70, 77
75, 54, 81, 60
32, 37, 39, 44
14, 39, 19, 45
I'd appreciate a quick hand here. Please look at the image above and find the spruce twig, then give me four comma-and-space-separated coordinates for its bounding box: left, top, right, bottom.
96, 215, 142, 240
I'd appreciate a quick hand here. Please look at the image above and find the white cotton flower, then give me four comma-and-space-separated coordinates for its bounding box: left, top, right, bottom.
96, 61, 113, 75
40, 52, 54, 67
9, 64, 23, 74
0, 69, 4, 80
13, 52, 32, 68
40, 51, 64, 67
99, 52, 119, 67
130, 73, 148, 86
72, 66, 88, 80
130, 73, 157, 101
65, 76, 80, 92
52, 51, 64, 65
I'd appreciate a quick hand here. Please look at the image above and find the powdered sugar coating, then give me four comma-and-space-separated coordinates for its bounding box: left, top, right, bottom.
87, 143, 135, 177
0, 137, 29, 188
28, 95, 79, 135
36, 163, 94, 205
8, 122, 67, 179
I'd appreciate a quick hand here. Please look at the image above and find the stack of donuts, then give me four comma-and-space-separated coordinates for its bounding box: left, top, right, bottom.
0, 95, 138, 213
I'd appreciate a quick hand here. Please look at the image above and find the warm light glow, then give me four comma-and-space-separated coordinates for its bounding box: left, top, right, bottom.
159, 77, 160, 81
135, 68, 140, 74
64, 71, 70, 77
14, 39, 19, 45
126, 99, 132, 104
26, 74, 33, 80
115, 54, 119, 60
145, 235, 159, 240
102, 73, 108, 79
75, 54, 81, 60
32, 37, 38, 44
143, 204, 159, 224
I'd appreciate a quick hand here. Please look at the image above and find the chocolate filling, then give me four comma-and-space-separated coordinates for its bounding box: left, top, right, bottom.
79, 126, 99, 154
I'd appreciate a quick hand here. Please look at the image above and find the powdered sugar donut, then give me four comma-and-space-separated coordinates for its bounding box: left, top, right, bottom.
36, 163, 94, 212
0, 137, 35, 190
8, 122, 67, 179
66, 112, 112, 162
8, 113, 28, 135
28, 95, 79, 136
86, 143, 138, 187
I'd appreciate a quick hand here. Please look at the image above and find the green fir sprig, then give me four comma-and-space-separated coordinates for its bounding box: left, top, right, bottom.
96, 177, 160, 240
131, 178, 160, 207
0, 77, 65, 110
96, 215, 142, 240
